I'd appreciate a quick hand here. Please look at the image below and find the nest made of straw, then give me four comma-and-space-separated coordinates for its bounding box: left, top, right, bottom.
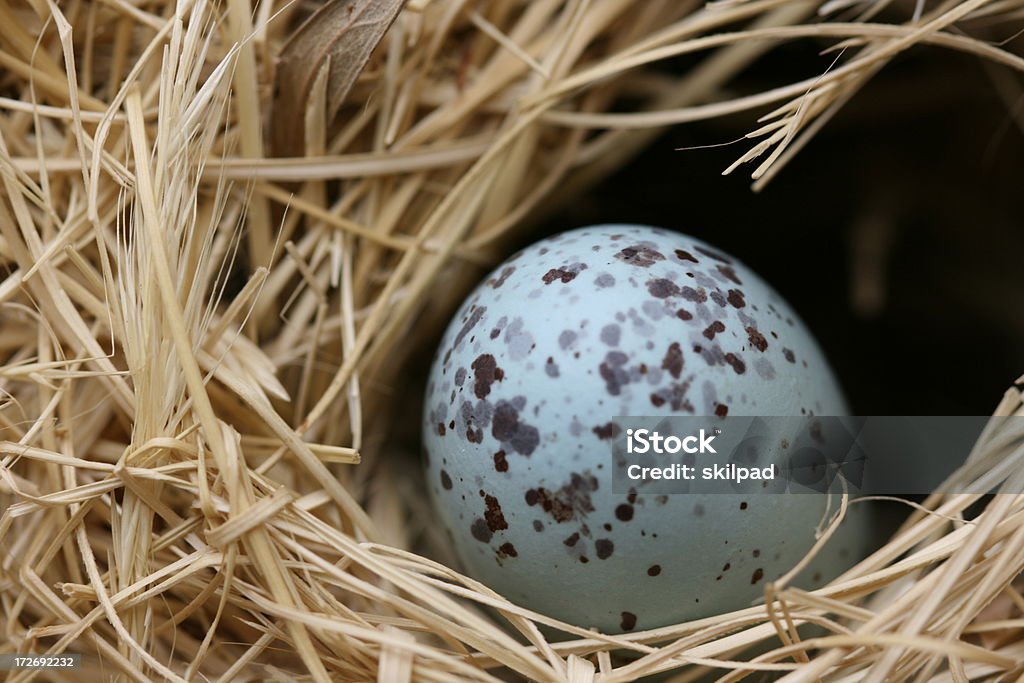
2, 0, 1024, 680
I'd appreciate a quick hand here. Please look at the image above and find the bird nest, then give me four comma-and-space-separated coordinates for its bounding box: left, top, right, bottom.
1, 0, 1024, 680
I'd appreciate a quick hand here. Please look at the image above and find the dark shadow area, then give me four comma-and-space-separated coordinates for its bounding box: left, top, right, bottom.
531, 46, 1024, 415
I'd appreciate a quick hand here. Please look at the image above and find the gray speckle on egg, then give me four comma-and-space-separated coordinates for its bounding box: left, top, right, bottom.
423, 224, 869, 634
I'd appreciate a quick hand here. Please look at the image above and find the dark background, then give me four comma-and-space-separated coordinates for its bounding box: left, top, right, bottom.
529, 43, 1024, 416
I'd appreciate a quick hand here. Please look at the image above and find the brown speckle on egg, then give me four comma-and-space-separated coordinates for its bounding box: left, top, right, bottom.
489, 266, 516, 288
493, 450, 508, 472
746, 327, 768, 352
615, 504, 634, 522
703, 321, 725, 340
616, 245, 664, 267
600, 324, 621, 346
717, 264, 742, 285
525, 472, 598, 524
542, 263, 587, 284
680, 286, 707, 303
647, 278, 680, 298
492, 400, 540, 455
483, 495, 508, 533
674, 249, 697, 263
661, 342, 684, 379
620, 611, 637, 631
450, 306, 486, 356
471, 354, 504, 399
470, 519, 492, 543
599, 351, 630, 395
724, 353, 746, 374
727, 289, 746, 308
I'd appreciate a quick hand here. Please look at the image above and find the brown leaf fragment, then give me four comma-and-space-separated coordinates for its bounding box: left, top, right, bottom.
273, 0, 404, 156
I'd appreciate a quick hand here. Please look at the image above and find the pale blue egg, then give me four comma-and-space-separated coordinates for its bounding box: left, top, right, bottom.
423, 225, 869, 633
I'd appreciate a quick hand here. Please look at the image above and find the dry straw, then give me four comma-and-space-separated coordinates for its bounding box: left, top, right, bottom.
1, 0, 1023, 680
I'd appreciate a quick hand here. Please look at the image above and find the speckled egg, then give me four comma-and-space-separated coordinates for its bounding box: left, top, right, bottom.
423, 224, 869, 633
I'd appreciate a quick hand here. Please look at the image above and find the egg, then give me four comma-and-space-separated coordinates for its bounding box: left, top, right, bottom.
422, 224, 869, 633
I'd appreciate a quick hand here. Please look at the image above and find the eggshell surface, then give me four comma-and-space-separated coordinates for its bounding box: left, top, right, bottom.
423, 224, 866, 633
